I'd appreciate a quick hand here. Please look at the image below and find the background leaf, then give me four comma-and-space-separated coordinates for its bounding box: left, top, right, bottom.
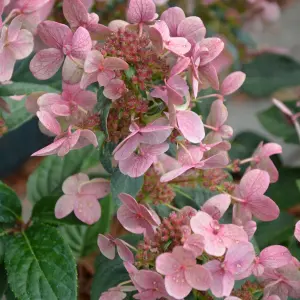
0, 83, 59, 97
0, 182, 22, 223
99, 141, 116, 174
96, 88, 112, 137
27, 146, 100, 203
4, 225, 77, 300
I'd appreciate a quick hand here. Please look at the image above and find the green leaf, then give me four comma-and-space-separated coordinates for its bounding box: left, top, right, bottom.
258, 100, 299, 144
31, 196, 85, 226
110, 170, 144, 207
241, 54, 300, 97
1, 97, 32, 132
91, 235, 141, 300
255, 212, 296, 248
4, 225, 77, 300
27, 146, 99, 203
96, 87, 112, 137
0, 264, 7, 298
99, 141, 116, 174
288, 238, 300, 260
60, 194, 113, 259
124, 66, 135, 79
0, 83, 59, 97
0, 182, 22, 223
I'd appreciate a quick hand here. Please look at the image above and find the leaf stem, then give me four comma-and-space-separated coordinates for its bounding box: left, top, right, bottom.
164, 203, 180, 212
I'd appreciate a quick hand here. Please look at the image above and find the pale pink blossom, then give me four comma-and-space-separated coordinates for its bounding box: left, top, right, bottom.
54, 173, 110, 225
103, 79, 127, 101
201, 194, 231, 220
204, 242, 255, 297
249, 142, 282, 183
0, 17, 33, 82
294, 221, 300, 242
183, 234, 204, 257
97, 234, 134, 263
156, 246, 212, 299
190, 210, 248, 257
126, 0, 157, 25
81, 50, 128, 89
233, 169, 279, 222
220, 71, 246, 96
252, 246, 292, 277
30, 21, 92, 81
233, 212, 257, 241
160, 145, 229, 182
117, 193, 160, 238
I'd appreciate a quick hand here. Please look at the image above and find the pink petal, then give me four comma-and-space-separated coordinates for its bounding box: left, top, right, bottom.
160, 166, 192, 182
178, 146, 203, 165
74, 195, 101, 225
84, 50, 104, 73
103, 57, 129, 71
199, 63, 219, 90
118, 193, 140, 213
103, 79, 126, 101
221, 224, 249, 249
256, 157, 279, 183
31, 138, 66, 156
71, 26, 92, 60
30, 48, 64, 80
51, 104, 70, 116
206, 99, 228, 128
185, 265, 211, 291
156, 253, 181, 275
148, 27, 164, 54
134, 270, 164, 290
248, 195, 279, 221
165, 37, 191, 56
272, 98, 293, 116
140, 127, 172, 145
177, 16, 206, 44
79, 178, 110, 198
259, 143, 282, 157
36, 111, 61, 135
202, 194, 231, 220
190, 211, 212, 235
8, 29, 34, 60
295, 221, 300, 242
73, 129, 98, 149
17, 0, 50, 13
57, 130, 81, 157
177, 110, 205, 143
126, 0, 156, 24
114, 133, 141, 161
74, 90, 97, 111
152, 20, 170, 41
172, 246, 196, 266
183, 234, 204, 257
80, 72, 98, 89
170, 57, 191, 77
108, 19, 129, 31
199, 38, 225, 66
225, 297, 242, 300
97, 234, 116, 260
97, 70, 115, 87
63, 173, 89, 195
37, 93, 63, 112
0, 47, 15, 82
25, 92, 43, 114
37, 21, 73, 49
62, 56, 84, 84
115, 239, 134, 263
199, 151, 229, 169
63, 0, 88, 29
140, 143, 169, 156
165, 270, 192, 299
160, 7, 185, 36
54, 195, 75, 219
260, 245, 292, 269
166, 76, 186, 105
220, 71, 246, 96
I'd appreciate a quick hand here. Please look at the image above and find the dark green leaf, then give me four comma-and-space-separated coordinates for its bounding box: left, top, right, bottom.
0, 264, 7, 298
0, 182, 22, 223
31, 196, 85, 226
96, 87, 112, 137
110, 170, 144, 207
258, 100, 299, 144
241, 54, 300, 97
60, 194, 113, 259
27, 146, 99, 203
99, 142, 116, 174
255, 212, 296, 248
0, 83, 59, 97
288, 238, 300, 260
4, 225, 77, 300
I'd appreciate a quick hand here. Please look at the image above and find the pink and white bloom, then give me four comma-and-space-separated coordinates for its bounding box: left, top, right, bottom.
37, 82, 96, 116
30, 21, 92, 81
97, 234, 134, 263
249, 142, 282, 183
233, 169, 279, 222
32, 112, 98, 156
295, 221, 300, 242
126, 0, 157, 25
156, 246, 212, 299
54, 173, 110, 224
117, 193, 160, 238
190, 210, 248, 257
204, 242, 255, 297
206, 99, 233, 140
80, 50, 129, 89
252, 245, 292, 277
160, 145, 229, 182
201, 194, 231, 220
0, 17, 33, 82
119, 143, 169, 178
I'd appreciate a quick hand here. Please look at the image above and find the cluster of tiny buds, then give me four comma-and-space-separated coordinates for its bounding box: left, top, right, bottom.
231, 281, 263, 300
136, 167, 176, 205
200, 169, 235, 192
114, 92, 148, 115
135, 209, 195, 269
232, 159, 242, 172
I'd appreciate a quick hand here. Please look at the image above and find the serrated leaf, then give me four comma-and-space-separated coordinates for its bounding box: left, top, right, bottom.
31, 196, 85, 226
27, 146, 99, 203
4, 225, 77, 300
0, 182, 22, 223
110, 170, 144, 207
60, 194, 113, 259
96, 87, 112, 137
241, 54, 300, 97
258, 100, 299, 144
91, 235, 141, 300
99, 141, 116, 174
0, 83, 59, 97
